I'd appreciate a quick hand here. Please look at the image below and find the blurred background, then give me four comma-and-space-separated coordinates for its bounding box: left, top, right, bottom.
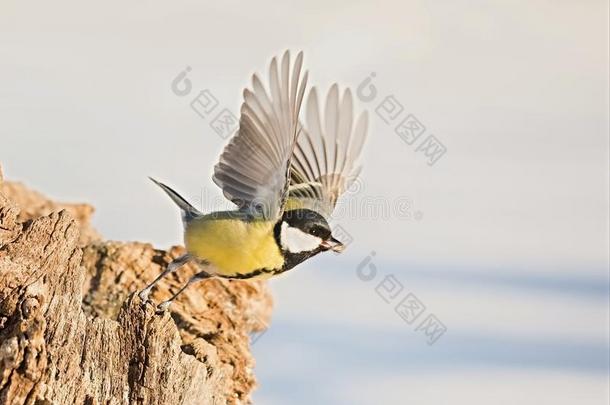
1, 1, 608, 404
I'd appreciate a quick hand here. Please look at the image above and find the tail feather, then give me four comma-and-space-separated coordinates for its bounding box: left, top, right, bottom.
149, 177, 201, 223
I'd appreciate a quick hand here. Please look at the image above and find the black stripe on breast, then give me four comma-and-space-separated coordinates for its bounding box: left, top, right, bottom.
220, 267, 288, 280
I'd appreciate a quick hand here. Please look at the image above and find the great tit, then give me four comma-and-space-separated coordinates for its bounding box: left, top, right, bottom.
139, 51, 368, 311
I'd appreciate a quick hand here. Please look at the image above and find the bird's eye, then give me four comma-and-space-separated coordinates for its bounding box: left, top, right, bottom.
310, 226, 325, 237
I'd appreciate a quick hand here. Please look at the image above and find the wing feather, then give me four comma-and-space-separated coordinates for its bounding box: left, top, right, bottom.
289, 85, 368, 219
213, 51, 308, 219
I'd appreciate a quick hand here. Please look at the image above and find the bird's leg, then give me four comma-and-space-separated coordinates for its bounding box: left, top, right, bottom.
156, 270, 211, 313
138, 253, 192, 304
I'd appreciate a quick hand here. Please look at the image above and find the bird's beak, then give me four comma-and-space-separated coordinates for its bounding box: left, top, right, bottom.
321, 236, 345, 253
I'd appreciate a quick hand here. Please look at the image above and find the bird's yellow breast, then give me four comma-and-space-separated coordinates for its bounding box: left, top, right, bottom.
184, 213, 284, 277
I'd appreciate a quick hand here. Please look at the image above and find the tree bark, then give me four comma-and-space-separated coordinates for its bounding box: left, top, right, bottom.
0, 167, 272, 405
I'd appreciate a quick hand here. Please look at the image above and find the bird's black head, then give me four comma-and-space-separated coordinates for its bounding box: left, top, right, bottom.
275, 209, 344, 257
282, 209, 332, 240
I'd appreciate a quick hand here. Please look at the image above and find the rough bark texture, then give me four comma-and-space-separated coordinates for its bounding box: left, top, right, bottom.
0, 166, 272, 405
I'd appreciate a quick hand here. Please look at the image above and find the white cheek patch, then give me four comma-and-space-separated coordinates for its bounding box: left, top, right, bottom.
280, 222, 322, 253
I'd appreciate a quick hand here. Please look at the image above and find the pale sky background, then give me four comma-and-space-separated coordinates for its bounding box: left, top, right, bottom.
1, 1, 609, 404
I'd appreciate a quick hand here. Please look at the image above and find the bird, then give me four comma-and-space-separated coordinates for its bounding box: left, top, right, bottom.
139, 51, 368, 312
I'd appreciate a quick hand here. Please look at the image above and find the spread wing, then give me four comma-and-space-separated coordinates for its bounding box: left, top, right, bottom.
212, 51, 308, 220
288, 84, 368, 219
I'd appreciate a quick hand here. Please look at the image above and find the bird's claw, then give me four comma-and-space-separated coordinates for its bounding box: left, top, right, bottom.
155, 300, 171, 314
138, 289, 151, 306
